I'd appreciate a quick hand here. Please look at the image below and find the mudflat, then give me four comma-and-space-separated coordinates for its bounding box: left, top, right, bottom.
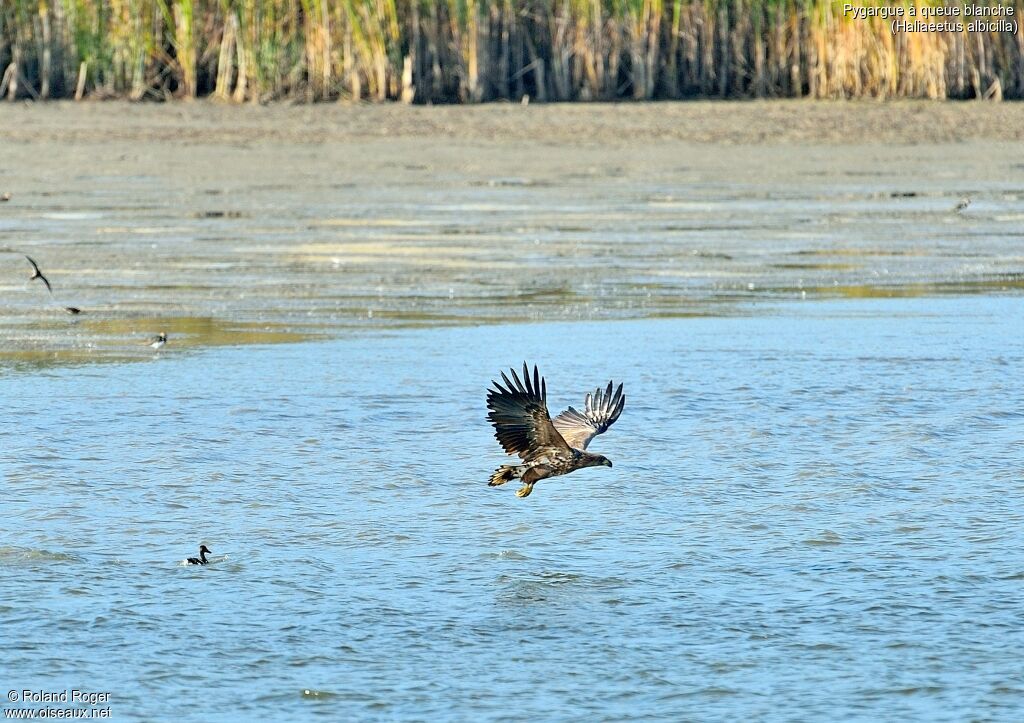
4, 99, 1024, 144
1, 100, 1022, 363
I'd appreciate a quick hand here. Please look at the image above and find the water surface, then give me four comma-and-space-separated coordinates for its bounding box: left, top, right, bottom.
3, 297, 1022, 720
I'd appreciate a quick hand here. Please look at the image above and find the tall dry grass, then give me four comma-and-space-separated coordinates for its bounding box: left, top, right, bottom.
0, 1, 1021, 102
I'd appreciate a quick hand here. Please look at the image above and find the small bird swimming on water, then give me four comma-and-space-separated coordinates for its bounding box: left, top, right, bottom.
65, 306, 82, 315
486, 363, 625, 499
954, 197, 971, 214
147, 332, 167, 350
24, 255, 52, 293
187, 545, 212, 565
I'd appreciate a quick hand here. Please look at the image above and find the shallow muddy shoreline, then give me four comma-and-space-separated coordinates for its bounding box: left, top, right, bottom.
1, 101, 1022, 365
3, 99, 1024, 145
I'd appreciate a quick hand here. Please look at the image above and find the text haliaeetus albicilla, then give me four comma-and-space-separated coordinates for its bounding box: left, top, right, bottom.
486, 363, 625, 499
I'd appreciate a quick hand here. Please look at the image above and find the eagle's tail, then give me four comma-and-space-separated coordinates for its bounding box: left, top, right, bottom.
489, 464, 525, 487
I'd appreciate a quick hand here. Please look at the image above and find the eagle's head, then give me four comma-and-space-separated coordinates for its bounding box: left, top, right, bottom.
588, 454, 612, 468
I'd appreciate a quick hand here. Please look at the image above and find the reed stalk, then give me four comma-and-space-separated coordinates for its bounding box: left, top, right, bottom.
0, 0, 1021, 102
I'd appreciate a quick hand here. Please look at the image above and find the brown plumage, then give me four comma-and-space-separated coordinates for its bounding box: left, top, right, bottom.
552, 380, 626, 450
486, 363, 624, 499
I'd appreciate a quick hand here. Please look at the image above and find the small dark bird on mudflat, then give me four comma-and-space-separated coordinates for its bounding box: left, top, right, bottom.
24, 255, 52, 293
146, 332, 167, 350
486, 363, 625, 499
954, 197, 971, 214
187, 545, 212, 565
65, 307, 82, 315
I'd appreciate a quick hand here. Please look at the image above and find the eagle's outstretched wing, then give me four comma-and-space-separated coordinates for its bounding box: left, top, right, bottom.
487, 363, 570, 461
552, 380, 625, 450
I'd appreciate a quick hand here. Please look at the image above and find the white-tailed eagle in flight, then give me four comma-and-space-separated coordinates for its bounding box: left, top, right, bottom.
486, 363, 625, 499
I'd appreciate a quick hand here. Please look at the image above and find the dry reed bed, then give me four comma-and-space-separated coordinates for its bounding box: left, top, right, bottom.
1, 1, 1022, 102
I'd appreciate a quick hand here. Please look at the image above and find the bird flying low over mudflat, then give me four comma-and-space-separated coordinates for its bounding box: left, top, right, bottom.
486, 363, 625, 499
24, 255, 52, 294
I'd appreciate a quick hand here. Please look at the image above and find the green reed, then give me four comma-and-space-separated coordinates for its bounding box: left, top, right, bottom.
0, 0, 1021, 102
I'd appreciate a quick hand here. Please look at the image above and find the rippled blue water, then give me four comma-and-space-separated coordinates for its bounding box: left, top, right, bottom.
3, 296, 1023, 721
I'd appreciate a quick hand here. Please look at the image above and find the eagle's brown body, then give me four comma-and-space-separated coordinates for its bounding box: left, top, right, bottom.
486, 364, 625, 498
